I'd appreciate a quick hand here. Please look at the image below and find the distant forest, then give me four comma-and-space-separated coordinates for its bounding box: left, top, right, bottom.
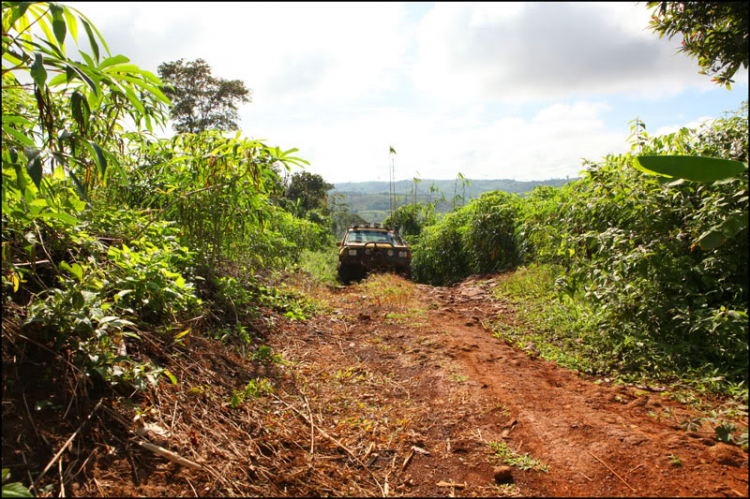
331, 178, 574, 223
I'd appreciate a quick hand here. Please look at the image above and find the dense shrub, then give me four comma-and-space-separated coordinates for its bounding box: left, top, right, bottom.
411, 191, 522, 285
414, 105, 748, 384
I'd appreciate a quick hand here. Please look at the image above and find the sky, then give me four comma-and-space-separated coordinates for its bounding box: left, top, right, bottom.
68, 2, 748, 183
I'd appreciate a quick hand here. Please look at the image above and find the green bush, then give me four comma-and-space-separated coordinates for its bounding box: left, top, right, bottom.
412, 192, 522, 285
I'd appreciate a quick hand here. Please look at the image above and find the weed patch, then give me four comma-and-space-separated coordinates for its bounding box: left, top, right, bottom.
488, 441, 549, 472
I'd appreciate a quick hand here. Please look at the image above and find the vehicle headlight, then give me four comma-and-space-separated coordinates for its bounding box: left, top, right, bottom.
348, 249, 357, 256
399, 251, 408, 258
387, 250, 394, 256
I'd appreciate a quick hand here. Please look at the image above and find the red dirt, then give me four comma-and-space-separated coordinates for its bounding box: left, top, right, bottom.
271, 274, 749, 497
3, 273, 747, 497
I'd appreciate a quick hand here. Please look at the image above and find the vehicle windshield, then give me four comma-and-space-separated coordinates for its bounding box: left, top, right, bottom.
345, 230, 396, 244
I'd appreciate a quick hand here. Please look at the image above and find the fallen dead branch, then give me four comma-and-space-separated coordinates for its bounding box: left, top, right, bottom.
436, 480, 467, 488
32, 399, 103, 489
137, 440, 203, 469
400, 450, 414, 473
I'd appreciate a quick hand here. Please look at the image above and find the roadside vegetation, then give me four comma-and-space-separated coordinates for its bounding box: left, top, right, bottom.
2, 1, 748, 496
408, 107, 748, 398
1, 4, 335, 495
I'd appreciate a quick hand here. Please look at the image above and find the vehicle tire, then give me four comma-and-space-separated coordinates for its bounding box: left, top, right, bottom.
338, 265, 352, 285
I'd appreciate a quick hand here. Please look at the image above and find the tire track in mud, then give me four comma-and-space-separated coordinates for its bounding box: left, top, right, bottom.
420, 278, 749, 497
281, 275, 748, 497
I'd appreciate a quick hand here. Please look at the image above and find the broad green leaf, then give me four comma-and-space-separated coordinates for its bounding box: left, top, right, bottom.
40, 211, 78, 225
123, 85, 146, 116
8, 3, 33, 29
48, 73, 70, 86
35, 13, 58, 49
719, 213, 748, 238
2, 50, 24, 67
99, 54, 130, 69
50, 3, 67, 47
695, 230, 724, 250
59, 261, 83, 280
2, 124, 35, 147
2, 116, 34, 127
30, 52, 47, 88
1, 482, 33, 498
69, 170, 88, 202
78, 50, 96, 68
26, 155, 42, 189
81, 19, 99, 62
70, 91, 88, 128
63, 6, 78, 44
91, 142, 107, 177
69, 64, 99, 96
634, 155, 747, 183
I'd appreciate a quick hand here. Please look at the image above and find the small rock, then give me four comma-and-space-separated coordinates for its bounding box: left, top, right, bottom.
707, 444, 744, 467
493, 465, 513, 483
699, 438, 716, 447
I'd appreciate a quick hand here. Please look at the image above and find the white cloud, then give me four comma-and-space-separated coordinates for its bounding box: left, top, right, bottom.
69, 2, 409, 107
58, 2, 743, 185
249, 100, 628, 182
412, 2, 716, 105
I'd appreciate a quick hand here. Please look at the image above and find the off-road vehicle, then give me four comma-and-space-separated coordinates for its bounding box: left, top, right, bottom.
337, 224, 411, 284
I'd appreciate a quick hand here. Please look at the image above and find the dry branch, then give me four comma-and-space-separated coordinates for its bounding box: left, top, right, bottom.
137, 441, 203, 469
33, 399, 103, 489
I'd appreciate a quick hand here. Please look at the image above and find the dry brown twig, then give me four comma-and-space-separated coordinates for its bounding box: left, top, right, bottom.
271, 393, 385, 496
587, 450, 637, 493
137, 441, 203, 469
33, 399, 103, 490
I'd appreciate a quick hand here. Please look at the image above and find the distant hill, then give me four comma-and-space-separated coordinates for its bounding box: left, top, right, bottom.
333, 178, 572, 196
330, 177, 574, 223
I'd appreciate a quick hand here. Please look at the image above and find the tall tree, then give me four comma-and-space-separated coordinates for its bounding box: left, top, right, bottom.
157, 58, 252, 133
647, 2, 748, 88
285, 171, 334, 215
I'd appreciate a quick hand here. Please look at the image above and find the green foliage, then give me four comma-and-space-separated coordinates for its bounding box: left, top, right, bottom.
252, 345, 282, 364
296, 248, 338, 286
488, 441, 548, 472
382, 203, 437, 238
411, 208, 472, 285
1, 1, 322, 402
1, 468, 32, 498
647, 2, 748, 88
411, 191, 521, 285
230, 378, 274, 408
284, 171, 334, 216
415, 104, 748, 392
157, 58, 251, 133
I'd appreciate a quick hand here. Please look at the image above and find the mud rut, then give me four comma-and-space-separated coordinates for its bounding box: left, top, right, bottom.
271, 275, 748, 497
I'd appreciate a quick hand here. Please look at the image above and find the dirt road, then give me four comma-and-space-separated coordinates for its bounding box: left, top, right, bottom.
270, 274, 748, 497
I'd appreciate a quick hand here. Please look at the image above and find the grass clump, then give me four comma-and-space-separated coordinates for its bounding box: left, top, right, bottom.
488, 441, 548, 472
